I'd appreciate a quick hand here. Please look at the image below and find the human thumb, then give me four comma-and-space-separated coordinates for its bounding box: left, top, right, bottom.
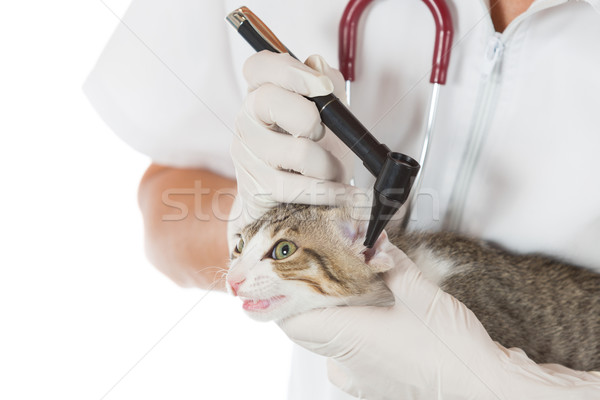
305, 54, 347, 103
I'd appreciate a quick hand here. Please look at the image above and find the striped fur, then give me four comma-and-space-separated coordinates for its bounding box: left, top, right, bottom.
228, 203, 600, 371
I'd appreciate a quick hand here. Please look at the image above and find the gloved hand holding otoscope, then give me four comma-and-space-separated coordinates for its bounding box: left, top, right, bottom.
226, 6, 420, 248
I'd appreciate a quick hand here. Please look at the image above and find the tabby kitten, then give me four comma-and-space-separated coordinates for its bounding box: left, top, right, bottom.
227, 204, 600, 371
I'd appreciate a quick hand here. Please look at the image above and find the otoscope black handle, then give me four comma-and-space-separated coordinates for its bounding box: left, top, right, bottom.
311, 95, 390, 175
227, 7, 389, 176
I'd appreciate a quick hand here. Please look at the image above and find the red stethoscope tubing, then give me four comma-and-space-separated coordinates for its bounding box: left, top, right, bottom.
338, 0, 454, 225
338, 0, 454, 84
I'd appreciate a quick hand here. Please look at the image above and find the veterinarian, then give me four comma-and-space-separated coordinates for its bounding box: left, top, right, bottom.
85, 0, 600, 398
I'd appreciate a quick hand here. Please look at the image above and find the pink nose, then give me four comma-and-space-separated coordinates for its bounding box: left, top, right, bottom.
228, 278, 246, 296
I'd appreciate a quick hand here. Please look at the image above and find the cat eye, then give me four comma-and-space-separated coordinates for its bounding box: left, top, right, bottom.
271, 240, 297, 260
235, 237, 244, 253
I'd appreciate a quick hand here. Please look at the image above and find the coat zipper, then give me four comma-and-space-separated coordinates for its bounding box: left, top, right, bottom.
443, 32, 504, 231
442, 0, 570, 231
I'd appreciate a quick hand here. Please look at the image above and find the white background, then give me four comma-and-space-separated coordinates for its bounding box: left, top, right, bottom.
0, 1, 292, 399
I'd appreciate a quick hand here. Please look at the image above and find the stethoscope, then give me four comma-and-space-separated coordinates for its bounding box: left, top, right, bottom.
227, 2, 454, 246
339, 0, 454, 227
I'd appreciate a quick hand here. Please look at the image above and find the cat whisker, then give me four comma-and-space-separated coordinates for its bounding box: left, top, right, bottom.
192, 266, 231, 286
192, 266, 228, 275
210, 272, 226, 280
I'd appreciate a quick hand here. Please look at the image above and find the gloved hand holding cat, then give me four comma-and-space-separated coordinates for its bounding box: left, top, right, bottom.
227, 51, 600, 399
278, 227, 600, 399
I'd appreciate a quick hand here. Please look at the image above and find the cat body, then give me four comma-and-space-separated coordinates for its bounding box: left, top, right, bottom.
227, 204, 600, 371
394, 231, 600, 371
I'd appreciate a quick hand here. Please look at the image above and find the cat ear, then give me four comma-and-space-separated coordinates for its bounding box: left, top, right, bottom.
337, 215, 396, 273
362, 230, 396, 273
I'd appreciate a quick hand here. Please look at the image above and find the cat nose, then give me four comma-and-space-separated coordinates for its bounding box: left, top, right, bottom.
228, 278, 246, 296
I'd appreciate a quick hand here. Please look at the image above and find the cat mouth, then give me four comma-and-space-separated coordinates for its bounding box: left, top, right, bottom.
241, 295, 287, 312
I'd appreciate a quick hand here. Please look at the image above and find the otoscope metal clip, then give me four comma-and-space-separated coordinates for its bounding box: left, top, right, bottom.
226, 6, 420, 247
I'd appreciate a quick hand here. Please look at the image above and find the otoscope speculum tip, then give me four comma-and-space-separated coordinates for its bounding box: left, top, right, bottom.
364, 152, 420, 247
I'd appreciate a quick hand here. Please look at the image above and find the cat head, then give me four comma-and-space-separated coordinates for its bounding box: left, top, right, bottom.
226, 204, 396, 322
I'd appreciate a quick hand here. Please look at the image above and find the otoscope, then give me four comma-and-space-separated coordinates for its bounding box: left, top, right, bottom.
226, 6, 420, 248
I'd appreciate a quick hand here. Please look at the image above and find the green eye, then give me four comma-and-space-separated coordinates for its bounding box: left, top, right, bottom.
272, 240, 297, 260
235, 237, 244, 253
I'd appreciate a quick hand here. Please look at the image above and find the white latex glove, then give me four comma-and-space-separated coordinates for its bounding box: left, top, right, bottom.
279, 241, 600, 400
229, 51, 360, 248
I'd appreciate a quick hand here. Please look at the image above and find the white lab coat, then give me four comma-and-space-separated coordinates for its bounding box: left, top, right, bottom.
84, 1, 600, 398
